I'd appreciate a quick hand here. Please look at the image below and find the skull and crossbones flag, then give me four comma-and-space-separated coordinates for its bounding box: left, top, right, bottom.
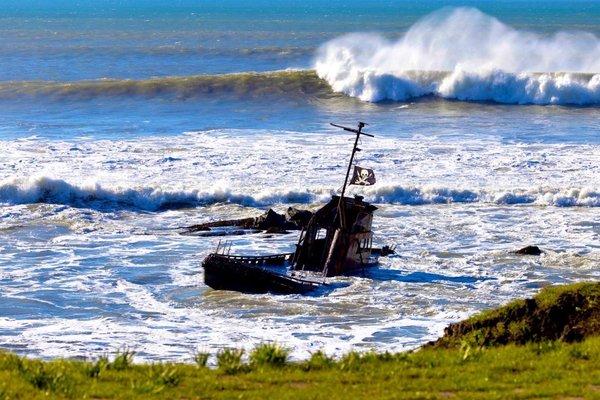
350, 165, 376, 186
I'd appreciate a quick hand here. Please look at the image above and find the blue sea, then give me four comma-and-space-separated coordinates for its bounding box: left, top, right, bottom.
0, 0, 598, 361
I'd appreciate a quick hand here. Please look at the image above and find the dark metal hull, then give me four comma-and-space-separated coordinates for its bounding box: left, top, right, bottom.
203, 253, 322, 294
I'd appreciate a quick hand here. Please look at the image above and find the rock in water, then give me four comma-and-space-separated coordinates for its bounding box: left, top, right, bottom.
182, 207, 314, 235
286, 207, 313, 228
182, 217, 256, 233
254, 209, 284, 230
515, 245, 543, 256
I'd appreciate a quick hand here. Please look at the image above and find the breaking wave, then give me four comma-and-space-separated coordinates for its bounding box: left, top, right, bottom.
0, 177, 317, 211
315, 7, 600, 105
3, 8, 600, 106
0, 70, 334, 100
364, 185, 600, 208
0, 177, 598, 211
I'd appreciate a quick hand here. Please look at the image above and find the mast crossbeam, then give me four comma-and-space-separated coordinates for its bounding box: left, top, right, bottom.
330, 122, 374, 230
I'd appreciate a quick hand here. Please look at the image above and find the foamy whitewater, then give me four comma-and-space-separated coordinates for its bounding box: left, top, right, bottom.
316, 8, 600, 104
1, 133, 599, 210
0, 2, 599, 362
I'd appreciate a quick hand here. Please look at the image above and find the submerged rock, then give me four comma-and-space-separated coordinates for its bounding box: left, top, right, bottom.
254, 209, 288, 230
183, 217, 256, 234
379, 245, 395, 256
515, 245, 543, 256
182, 207, 313, 235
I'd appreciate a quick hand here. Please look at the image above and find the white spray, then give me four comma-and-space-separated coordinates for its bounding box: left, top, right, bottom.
315, 7, 600, 104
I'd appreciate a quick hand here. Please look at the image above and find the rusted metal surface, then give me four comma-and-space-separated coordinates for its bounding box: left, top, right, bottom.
201, 122, 386, 294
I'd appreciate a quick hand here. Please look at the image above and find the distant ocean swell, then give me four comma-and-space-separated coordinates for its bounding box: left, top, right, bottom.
1, 177, 598, 211
1, 45, 313, 57
0, 70, 335, 100
2, 69, 599, 105
2, 8, 600, 105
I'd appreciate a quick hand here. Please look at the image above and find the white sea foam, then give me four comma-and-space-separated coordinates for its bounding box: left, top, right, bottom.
1, 176, 598, 210
315, 8, 600, 104
1, 7, 599, 363
0, 176, 318, 211
1, 132, 598, 211
1, 130, 598, 361
365, 185, 600, 207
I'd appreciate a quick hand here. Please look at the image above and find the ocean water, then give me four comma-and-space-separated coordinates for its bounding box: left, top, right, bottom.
0, 0, 599, 361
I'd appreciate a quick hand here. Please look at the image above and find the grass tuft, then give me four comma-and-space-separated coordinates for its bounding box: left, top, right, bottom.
569, 345, 591, 360
216, 348, 246, 374
249, 343, 289, 367
193, 351, 210, 368
302, 350, 334, 371
0, 351, 24, 371
109, 350, 135, 371
338, 351, 363, 370
529, 341, 558, 356
149, 364, 182, 388
86, 355, 109, 378
20, 360, 73, 395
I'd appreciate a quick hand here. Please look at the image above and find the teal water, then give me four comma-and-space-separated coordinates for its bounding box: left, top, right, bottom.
0, 1, 597, 140
1, 0, 600, 81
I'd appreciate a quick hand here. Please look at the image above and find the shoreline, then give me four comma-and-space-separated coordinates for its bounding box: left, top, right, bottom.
1, 281, 597, 399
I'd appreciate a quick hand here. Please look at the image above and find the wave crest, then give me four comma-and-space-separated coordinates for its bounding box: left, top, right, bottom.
1, 176, 597, 211
365, 185, 600, 207
0, 70, 333, 100
0, 176, 327, 211
315, 7, 600, 105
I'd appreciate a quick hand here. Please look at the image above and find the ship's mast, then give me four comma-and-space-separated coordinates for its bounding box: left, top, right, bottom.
330, 122, 374, 230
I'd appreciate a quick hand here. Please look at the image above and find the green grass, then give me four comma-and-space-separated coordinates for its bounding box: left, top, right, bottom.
0, 338, 598, 399
1, 282, 598, 399
249, 344, 290, 368
432, 281, 600, 348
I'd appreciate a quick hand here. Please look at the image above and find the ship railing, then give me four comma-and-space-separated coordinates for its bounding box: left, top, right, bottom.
210, 252, 294, 265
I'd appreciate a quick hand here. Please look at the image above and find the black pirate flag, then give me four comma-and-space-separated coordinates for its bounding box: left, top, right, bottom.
350, 166, 376, 186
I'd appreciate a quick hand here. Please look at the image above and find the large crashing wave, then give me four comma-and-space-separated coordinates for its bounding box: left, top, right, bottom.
315, 7, 600, 105
0, 176, 597, 211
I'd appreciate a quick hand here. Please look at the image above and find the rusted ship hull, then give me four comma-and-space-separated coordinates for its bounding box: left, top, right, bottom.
202, 253, 322, 294
200, 122, 393, 295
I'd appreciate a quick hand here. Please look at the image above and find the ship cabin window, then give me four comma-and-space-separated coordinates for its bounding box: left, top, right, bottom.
357, 237, 371, 253
316, 228, 327, 239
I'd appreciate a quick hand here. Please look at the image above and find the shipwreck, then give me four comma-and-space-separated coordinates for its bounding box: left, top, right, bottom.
202, 122, 393, 294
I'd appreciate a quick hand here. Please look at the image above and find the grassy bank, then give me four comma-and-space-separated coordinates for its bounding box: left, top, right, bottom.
1, 339, 598, 399
1, 282, 598, 400
432, 281, 600, 348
